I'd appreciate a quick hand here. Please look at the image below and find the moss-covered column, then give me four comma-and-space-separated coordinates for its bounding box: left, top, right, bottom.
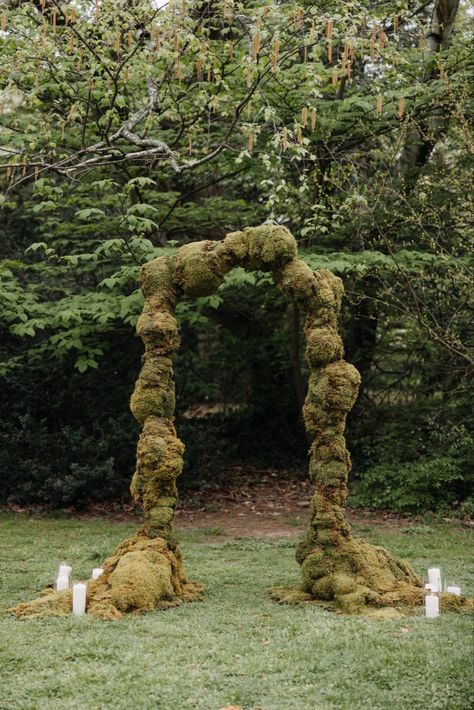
274, 259, 425, 614
10, 255, 203, 619
130, 255, 183, 542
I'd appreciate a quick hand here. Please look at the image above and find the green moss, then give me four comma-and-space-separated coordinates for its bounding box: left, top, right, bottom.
106, 547, 174, 613
303, 362, 360, 435
131, 416, 184, 535
440, 592, 474, 613
140, 256, 179, 305
147, 505, 174, 530
216, 229, 249, 264
314, 269, 344, 306
9, 536, 203, 620
175, 241, 226, 297
306, 327, 344, 367
136, 307, 180, 353
276, 258, 316, 306
309, 459, 348, 486
130, 355, 175, 424
218, 225, 296, 271
7, 589, 72, 619
246, 225, 296, 269
296, 537, 427, 614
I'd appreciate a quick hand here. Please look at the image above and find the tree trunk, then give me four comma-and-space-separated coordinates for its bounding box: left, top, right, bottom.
398, 0, 460, 189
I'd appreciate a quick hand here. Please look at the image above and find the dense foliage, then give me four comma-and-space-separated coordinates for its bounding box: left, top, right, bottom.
0, 0, 472, 513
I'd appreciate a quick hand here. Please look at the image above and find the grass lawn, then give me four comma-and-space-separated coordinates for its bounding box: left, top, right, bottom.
0, 513, 473, 710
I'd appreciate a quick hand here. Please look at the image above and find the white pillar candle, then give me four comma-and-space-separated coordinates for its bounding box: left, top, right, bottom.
56, 575, 70, 591
91, 567, 104, 580
58, 563, 72, 579
428, 567, 441, 592
425, 593, 440, 618
446, 586, 461, 596
72, 583, 87, 616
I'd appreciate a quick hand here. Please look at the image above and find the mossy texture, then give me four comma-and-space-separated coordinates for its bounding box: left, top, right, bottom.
9, 535, 202, 620
130, 416, 184, 538
13, 224, 472, 618
215, 225, 297, 272
175, 241, 227, 297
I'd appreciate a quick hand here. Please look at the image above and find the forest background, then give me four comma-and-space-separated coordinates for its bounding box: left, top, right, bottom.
0, 0, 472, 516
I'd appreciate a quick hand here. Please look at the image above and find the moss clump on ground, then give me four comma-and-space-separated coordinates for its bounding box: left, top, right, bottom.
9, 589, 73, 619
12, 224, 473, 619
9, 535, 202, 620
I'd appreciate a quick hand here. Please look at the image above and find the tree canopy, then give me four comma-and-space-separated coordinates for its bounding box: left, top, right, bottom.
0, 0, 472, 513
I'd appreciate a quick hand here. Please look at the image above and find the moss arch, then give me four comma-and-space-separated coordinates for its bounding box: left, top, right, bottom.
11, 225, 472, 619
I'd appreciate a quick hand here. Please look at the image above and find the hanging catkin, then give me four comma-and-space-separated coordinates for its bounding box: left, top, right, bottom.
271, 39, 280, 72
252, 32, 261, 61
196, 58, 203, 81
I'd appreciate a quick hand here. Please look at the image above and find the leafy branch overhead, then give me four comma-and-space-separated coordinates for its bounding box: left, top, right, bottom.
0, 1, 467, 184
0, 0, 472, 376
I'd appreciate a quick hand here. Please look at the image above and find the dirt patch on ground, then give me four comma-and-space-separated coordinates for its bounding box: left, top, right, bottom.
174, 468, 422, 537
176, 469, 311, 537
2, 468, 426, 538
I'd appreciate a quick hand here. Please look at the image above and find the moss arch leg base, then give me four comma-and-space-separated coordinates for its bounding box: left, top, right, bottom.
269, 537, 474, 616
8, 535, 202, 620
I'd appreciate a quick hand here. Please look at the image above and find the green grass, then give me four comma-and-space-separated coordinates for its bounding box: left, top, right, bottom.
1, 513, 473, 710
